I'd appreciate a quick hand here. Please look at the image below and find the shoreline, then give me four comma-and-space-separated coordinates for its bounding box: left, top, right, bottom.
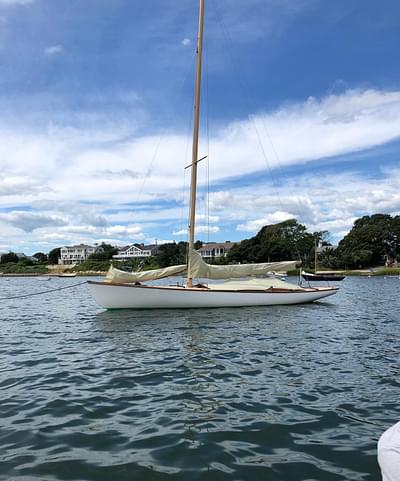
1, 270, 399, 278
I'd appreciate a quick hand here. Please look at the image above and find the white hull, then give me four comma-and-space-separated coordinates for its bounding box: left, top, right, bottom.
88, 281, 338, 309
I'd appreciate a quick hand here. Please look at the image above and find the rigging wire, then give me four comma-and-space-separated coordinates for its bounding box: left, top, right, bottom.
181, 54, 199, 265
192, 10, 211, 248
0, 281, 87, 301
181, 62, 196, 245
209, 0, 284, 212
134, 136, 163, 205
135, 50, 197, 207
205, 29, 211, 244
208, 0, 305, 265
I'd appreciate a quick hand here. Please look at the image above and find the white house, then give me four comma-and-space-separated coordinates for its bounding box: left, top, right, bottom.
197, 241, 234, 258
113, 244, 152, 260
59, 244, 97, 265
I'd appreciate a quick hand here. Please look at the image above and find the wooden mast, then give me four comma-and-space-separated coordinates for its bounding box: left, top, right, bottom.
314, 237, 318, 274
187, 0, 205, 288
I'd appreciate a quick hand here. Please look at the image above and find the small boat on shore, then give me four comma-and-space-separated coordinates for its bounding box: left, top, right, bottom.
58, 272, 77, 278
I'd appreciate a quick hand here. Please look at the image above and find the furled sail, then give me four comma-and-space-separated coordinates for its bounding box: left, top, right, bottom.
105, 264, 187, 283
207, 278, 301, 291
188, 249, 298, 280
105, 251, 297, 284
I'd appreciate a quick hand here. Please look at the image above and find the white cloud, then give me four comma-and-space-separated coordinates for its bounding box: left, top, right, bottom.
94, 169, 142, 180
237, 211, 294, 232
59, 223, 145, 239
197, 163, 400, 243
1, 88, 400, 251
197, 225, 220, 234
172, 229, 187, 236
181, 38, 191, 46
144, 238, 174, 245
2, 88, 399, 204
44, 45, 64, 57
173, 225, 220, 236
106, 225, 144, 237
0, 175, 49, 196
0, 211, 67, 232
205, 89, 400, 181
196, 214, 220, 223
209, 190, 318, 226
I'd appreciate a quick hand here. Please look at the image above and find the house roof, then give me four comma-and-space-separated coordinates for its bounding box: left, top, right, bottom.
117, 244, 151, 253
62, 244, 95, 249
198, 242, 235, 251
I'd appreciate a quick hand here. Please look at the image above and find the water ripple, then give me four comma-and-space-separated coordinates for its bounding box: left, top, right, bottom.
0, 276, 399, 480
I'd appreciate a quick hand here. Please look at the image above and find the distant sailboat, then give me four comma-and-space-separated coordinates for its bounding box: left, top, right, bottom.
301, 271, 345, 282
88, 0, 338, 309
302, 239, 345, 282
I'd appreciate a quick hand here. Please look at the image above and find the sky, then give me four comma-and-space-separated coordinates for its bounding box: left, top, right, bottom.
0, 0, 400, 254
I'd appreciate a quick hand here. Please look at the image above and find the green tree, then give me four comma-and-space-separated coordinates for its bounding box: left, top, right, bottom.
318, 247, 340, 269
311, 231, 332, 270
155, 242, 188, 267
18, 256, 34, 266
89, 243, 118, 261
33, 252, 48, 263
48, 247, 61, 264
1, 252, 19, 264
227, 219, 314, 265
335, 214, 400, 268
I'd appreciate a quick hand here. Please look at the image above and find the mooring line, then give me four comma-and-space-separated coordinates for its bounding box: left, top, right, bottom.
0, 281, 87, 300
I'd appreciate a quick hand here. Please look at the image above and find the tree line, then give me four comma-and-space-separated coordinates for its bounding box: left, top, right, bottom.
1, 214, 399, 271
319, 214, 400, 269
225, 214, 400, 269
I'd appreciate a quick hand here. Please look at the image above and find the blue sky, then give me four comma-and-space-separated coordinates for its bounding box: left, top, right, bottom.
0, 0, 400, 254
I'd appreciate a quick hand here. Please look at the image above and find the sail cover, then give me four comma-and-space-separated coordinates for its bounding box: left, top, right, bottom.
188, 250, 297, 280
207, 278, 302, 291
104, 251, 297, 284
105, 264, 186, 283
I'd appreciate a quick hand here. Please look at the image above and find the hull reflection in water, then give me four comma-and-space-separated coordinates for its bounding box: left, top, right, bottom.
87, 281, 338, 309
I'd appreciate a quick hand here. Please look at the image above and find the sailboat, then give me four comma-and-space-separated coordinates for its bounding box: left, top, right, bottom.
88, 0, 338, 309
301, 270, 345, 282
302, 239, 345, 282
